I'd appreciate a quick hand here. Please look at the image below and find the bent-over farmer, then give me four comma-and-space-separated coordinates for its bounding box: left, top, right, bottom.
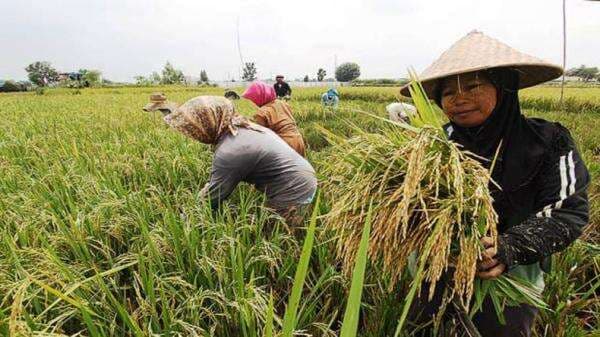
321, 88, 340, 109
400, 30, 590, 337
164, 96, 317, 225
386, 102, 416, 123
242, 81, 307, 157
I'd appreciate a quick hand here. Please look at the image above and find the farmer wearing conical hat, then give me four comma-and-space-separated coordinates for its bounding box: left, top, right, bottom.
143, 92, 179, 116
242, 81, 307, 156
164, 96, 317, 225
401, 31, 590, 337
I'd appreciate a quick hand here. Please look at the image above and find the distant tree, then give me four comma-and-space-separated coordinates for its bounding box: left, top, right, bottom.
150, 72, 161, 84
79, 69, 102, 87
242, 62, 257, 81
134, 76, 154, 86
566, 65, 599, 82
25, 61, 59, 86
160, 62, 185, 85
303, 75, 310, 82
317, 68, 326, 81
200, 70, 209, 83
0, 80, 27, 92
335, 62, 361, 82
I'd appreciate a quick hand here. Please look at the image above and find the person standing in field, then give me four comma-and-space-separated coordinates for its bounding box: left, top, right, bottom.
143, 92, 179, 116
274, 75, 292, 99
242, 81, 306, 157
164, 96, 317, 225
401, 30, 590, 337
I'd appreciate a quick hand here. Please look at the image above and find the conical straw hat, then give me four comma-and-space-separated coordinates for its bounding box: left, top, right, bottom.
400, 30, 563, 97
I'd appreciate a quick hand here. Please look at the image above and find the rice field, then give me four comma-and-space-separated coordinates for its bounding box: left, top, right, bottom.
0, 85, 598, 336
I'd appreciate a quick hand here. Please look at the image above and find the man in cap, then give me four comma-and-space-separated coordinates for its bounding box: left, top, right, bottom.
273, 75, 292, 100
143, 93, 179, 116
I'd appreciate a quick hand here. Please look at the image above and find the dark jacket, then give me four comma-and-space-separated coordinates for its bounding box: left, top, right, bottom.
447, 120, 590, 269
274, 81, 292, 97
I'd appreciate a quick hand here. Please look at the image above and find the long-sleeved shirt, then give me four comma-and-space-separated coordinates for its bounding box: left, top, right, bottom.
254, 100, 306, 156
274, 82, 292, 97
204, 125, 317, 209
482, 124, 591, 269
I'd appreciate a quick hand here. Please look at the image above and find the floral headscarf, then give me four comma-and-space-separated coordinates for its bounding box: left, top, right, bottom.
164, 96, 253, 144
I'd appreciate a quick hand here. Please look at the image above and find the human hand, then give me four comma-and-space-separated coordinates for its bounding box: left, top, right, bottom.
476, 236, 506, 279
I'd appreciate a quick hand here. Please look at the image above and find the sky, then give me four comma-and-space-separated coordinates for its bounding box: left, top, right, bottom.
1, 0, 599, 82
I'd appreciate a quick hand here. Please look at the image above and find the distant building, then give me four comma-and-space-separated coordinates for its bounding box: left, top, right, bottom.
58, 72, 83, 82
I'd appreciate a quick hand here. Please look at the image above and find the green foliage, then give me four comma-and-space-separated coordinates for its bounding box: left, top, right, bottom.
79, 69, 102, 87
303, 75, 310, 82
0, 86, 598, 337
335, 62, 361, 82
350, 78, 409, 87
25, 61, 59, 86
160, 62, 185, 85
0, 80, 28, 92
242, 62, 257, 81
339, 203, 372, 337
566, 65, 599, 82
282, 195, 320, 337
200, 70, 209, 83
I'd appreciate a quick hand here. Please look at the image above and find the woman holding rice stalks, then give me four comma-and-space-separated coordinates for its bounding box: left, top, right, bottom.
163, 96, 317, 226
399, 30, 590, 337
242, 81, 307, 156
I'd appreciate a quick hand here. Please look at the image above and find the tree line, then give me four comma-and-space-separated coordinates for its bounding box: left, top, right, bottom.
20, 60, 597, 92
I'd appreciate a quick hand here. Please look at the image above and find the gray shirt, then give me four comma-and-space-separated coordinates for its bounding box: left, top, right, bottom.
205, 125, 317, 209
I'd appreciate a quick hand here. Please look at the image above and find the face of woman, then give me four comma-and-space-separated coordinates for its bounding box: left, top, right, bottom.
440, 72, 498, 127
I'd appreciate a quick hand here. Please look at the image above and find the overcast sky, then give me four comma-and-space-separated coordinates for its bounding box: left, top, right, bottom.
1, 0, 599, 82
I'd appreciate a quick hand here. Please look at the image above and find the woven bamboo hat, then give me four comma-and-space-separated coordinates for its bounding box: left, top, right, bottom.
400, 30, 563, 97
143, 92, 170, 112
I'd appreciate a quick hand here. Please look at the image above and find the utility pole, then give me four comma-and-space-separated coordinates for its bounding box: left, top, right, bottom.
560, 0, 566, 107
334, 54, 338, 82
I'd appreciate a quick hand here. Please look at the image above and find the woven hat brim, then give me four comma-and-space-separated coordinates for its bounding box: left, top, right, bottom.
143, 102, 169, 112
400, 63, 563, 98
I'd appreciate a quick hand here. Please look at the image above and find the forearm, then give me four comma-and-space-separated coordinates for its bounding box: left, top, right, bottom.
496, 215, 583, 267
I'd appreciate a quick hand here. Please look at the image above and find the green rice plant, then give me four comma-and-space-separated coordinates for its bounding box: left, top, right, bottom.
339, 202, 373, 337
282, 193, 321, 337
0, 85, 598, 336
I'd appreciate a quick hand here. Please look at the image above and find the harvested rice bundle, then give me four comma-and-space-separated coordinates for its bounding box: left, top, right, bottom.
318, 78, 545, 329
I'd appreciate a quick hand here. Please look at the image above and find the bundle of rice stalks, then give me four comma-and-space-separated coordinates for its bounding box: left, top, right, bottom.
318, 76, 546, 332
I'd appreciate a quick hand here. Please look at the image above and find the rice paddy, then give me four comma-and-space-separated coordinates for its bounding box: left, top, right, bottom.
0, 85, 598, 336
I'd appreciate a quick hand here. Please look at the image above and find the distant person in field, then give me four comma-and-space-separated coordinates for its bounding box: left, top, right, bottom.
242, 81, 306, 156
321, 88, 339, 108
143, 93, 179, 116
386, 102, 416, 123
224, 90, 240, 100
164, 96, 317, 225
401, 30, 590, 337
274, 75, 292, 100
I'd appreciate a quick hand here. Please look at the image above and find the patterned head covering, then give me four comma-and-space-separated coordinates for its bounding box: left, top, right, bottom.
164, 96, 253, 144
242, 81, 276, 107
